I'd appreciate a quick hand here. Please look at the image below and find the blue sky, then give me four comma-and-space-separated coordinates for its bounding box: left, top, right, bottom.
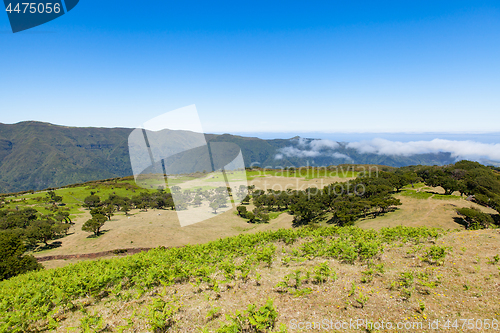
1, 1, 500, 135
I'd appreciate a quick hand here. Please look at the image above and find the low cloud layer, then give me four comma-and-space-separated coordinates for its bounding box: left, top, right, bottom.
347, 138, 500, 161
275, 138, 500, 163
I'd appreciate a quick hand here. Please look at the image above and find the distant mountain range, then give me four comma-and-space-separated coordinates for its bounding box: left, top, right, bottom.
0, 121, 457, 193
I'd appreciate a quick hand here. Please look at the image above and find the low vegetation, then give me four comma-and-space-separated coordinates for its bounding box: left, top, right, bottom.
0, 225, 443, 331
1, 225, 499, 332
0, 160, 499, 331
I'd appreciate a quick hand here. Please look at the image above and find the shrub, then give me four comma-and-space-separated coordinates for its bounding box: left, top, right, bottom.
456, 207, 494, 230
0, 232, 42, 281
421, 245, 450, 265
218, 299, 278, 333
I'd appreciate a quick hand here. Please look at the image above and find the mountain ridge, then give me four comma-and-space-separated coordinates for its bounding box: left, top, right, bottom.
0, 121, 457, 193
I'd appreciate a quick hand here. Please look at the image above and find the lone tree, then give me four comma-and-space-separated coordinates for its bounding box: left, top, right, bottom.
210, 195, 227, 214
82, 214, 107, 236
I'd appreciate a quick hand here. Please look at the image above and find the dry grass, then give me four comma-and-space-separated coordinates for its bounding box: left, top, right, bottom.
35, 175, 347, 266
356, 193, 496, 231
37, 179, 494, 272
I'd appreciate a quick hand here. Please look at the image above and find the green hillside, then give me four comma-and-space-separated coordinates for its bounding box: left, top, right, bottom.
0, 122, 132, 193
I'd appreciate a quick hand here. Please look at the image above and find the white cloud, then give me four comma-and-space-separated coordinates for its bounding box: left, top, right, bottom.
279, 146, 322, 158
331, 152, 352, 160
310, 139, 339, 150
276, 139, 350, 160
347, 138, 500, 161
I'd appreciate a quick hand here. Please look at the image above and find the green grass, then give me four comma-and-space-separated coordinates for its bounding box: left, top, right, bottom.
0, 179, 155, 218
432, 194, 463, 200
268, 210, 289, 220
400, 190, 433, 199
402, 182, 426, 190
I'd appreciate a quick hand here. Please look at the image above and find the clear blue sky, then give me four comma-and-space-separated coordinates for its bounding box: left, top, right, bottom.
1, 1, 499, 134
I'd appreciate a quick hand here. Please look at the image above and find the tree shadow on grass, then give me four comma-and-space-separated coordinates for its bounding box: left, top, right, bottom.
86, 229, 110, 239
453, 216, 468, 229
491, 214, 500, 227
52, 232, 74, 240
36, 241, 62, 252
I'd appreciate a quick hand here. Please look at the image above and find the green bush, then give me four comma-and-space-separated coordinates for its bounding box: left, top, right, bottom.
457, 207, 494, 230
0, 233, 42, 281
421, 245, 450, 265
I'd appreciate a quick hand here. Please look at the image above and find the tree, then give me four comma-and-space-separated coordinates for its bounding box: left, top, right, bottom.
246, 212, 256, 223
420, 168, 460, 195
137, 201, 148, 212
52, 223, 70, 237
0, 233, 42, 281
278, 192, 290, 209
84, 194, 101, 208
103, 204, 115, 220
25, 220, 56, 246
46, 191, 63, 204
209, 194, 227, 214
372, 195, 402, 215
210, 201, 220, 214
237, 206, 248, 217
155, 197, 166, 209
289, 196, 326, 226
170, 186, 181, 193
193, 196, 203, 207
90, 207, 105, 218
121, 203, 131, 216
241, 195, 251, 205
54, 211, 71, 224
165, 195, 175, 210
253, 208, 270, 223
389, 173, 408, 192
82, 214, 107, 236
